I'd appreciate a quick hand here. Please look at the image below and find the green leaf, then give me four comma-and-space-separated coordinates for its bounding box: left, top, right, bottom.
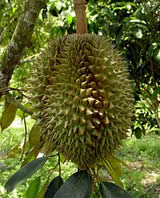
44, 176, 63, 198
22, 142, 44, 167
102, 159, 123, 187
151, 87, 160, 101
25, 177, 41, 198
67, 14, 73, 24
0, 103, 17, 131
99, 182, 133, 198
133, 27, 143, 39
29, 124, 41, 147
153, 47, 160, 63
54, 171, 92, 198
36, 177, 50, 198
60, 153, 66, 164
7, 145, 22, 158
107, 156, 122, 177
147, 44, 158, 58
5, 157, 48, 193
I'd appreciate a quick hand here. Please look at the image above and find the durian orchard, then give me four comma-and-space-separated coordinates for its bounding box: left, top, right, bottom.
5, 0, 135, 197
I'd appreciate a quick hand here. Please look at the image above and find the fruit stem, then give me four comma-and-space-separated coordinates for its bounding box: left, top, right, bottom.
74, 0, 88, 34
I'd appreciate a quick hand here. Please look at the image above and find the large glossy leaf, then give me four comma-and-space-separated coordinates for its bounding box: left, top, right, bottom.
54, 171, 92, 198
21, 143, 44, 167
102, 160, 122, 187
25, 177, 41, 198
0, 103, 17, 131
5, 157, 47, 193
36, 177, 50, 198
29, 124, 41, 147
107, 156, 122, 177
99, 182, 133, 198
44, 176, 63, 198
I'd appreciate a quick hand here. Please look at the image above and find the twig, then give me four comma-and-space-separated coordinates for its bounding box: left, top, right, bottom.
58, 153, 61, 176
41, 161, 59, 176
19, 113, 28, 162
48, 153, 59, 158
6, 93, 33, 115
0, 87, 30, 99
19, 53, 40, 65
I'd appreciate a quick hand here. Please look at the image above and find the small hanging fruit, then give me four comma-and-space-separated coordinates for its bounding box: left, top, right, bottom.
28, 0, 134, 182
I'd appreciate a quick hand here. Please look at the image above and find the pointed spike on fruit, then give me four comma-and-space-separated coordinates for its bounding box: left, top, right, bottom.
73, 113, 79, 124
89, 81, 97, 89
95, 73, 102, 80
92, 118, 101, 127
87, 120, 95, 129
86, 88, 92, 97
86, 109, 93, 117
81, 81, 87, 88
86, 74, 92, 81
92, 129, 102, 139
73, 126, 78, 133
88, 56, 95, 64
108, 129, 113, 137
65, 109, 70, 116
79, 105, 85, 113
80, 67, 86, 73
89, 65, 96, 73
76, 78, 80, 85
99, 89, 105, 96
92, 90, 99, 98
80, 117, 86, 125
80, 74, 86, 82
104, 116, 110, 126
87, 97, 95, 106
73, 96, 79, 105
82, 98, 88, 106
86, 134, 94, 145
84, 48, 91, 56
83, 61, 90, 67
94, 100, 102, 108
80, 89, 86, 97
79, 136, 85, 144
79, 126, 85, 135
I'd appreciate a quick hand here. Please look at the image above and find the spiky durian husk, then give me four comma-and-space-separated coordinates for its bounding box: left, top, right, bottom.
29, 34, 134, 170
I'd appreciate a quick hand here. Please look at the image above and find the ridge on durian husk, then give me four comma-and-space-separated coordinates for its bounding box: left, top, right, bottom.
29, 34, 134, 170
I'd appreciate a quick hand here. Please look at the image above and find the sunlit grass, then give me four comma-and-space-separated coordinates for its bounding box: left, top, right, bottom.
119, 135, 160, 198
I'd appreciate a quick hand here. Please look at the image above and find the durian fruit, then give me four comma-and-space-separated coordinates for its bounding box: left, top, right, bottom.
29, 34, 134, 170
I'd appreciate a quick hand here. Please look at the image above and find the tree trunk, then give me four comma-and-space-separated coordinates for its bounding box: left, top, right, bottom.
0, 0, 46, 98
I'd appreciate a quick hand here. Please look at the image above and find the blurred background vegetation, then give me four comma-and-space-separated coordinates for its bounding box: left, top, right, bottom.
0, 0, 160, 197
